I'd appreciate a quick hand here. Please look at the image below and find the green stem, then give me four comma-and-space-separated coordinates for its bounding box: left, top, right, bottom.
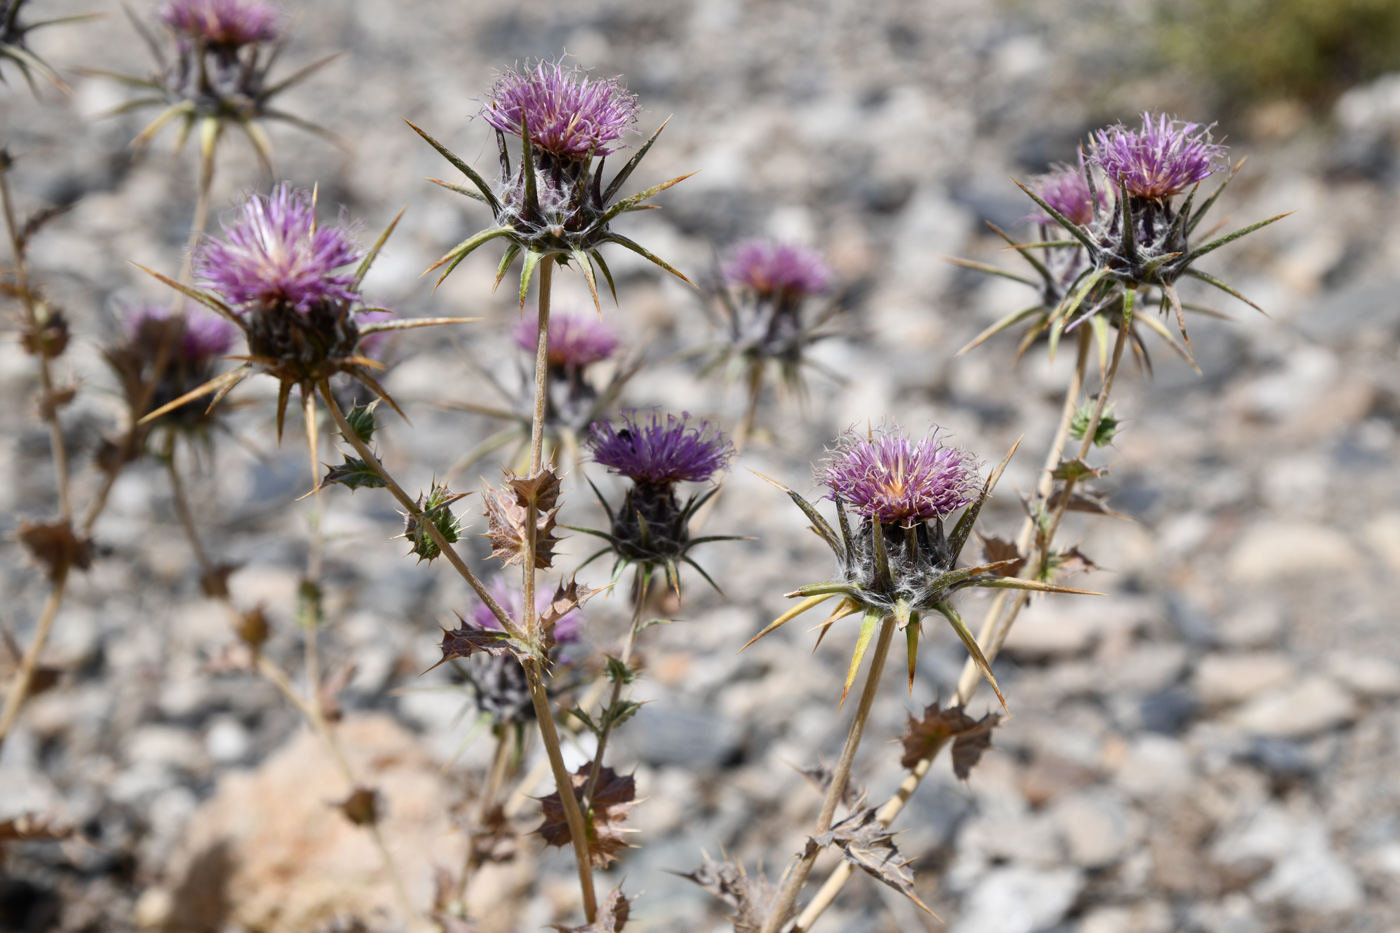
580, 568, 648, 809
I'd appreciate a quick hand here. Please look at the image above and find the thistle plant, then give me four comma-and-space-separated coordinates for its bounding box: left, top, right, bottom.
957, 112, 1289, 367
1, 0, 96, 91
576, 409, 740, 595
704, 240, 845, 442
407, 58, 693, 305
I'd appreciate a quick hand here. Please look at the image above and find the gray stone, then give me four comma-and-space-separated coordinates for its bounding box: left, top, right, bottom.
1194, 653, 1297, 707
1226, 521, 1361, 584
1228, 676, 1356, 738
1049, 790, 1139, 868
950, 866, 1083, 933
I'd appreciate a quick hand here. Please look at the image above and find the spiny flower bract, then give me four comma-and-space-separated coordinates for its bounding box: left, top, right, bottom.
589, 410, 733, 487
482, 60, 638, 160
195, 184, 363, 313
513, 312, 619, 370
1091, 112, 1228, 202
160, 0, 277, 48
820, 429, 981, 527
722, 240, 831, 302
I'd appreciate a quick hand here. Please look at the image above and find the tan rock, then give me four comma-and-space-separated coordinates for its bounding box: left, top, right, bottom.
159, 714, 496, 933
1225, 521, 1361, 584
1228, 676, 1357, 738
1194, 653, 1297, 707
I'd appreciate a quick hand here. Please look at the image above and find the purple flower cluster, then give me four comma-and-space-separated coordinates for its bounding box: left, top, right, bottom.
1030, 163, 1105, 228
125, 306, 237, 362
1091, 112, 1228, 202
722, 241, 830, 300
195, 184, 364, 314
820, 428, 981, 525
513, 313, 619, 369
481, 60, 638, 160
471, 576, 582, 644
160, 0, 278, 47
589, 411, 733, 486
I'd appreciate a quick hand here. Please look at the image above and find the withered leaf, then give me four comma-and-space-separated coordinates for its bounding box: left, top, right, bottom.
1047, 487, 1132, 521
1050, 545, 1096, 579
978, 534, 1026, 578
335, 787, 381, 827
678, 854, 784, 933
900, 701, 1005, 777
804, 808, 935, 917
435, 619, 515, 668
949, 711, 1002, 781
797, 761, 864, 810
469, 803, 518, 865
482, 469, 562, 569
18, 519, 92, 580
536, 764, 636, 868
540, 579, 604, 650
550, 884, 632, 932
201, 562, 238, 599
20, 308, 69, 358
235, 605, 269, 650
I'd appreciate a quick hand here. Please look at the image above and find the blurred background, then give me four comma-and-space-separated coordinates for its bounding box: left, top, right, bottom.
2, 0, 1400, 931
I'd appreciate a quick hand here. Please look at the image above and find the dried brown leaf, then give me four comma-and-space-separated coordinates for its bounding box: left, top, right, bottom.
950, 712, 1002, 780
550, 884, 632, 932
469, 804, 518, 865
804, 808, 936, 916
482, 469, 562, 569
1051, 545, 1097, 579
540, 579, 604, 650
201, 563, 238, 599
335, 787, 380, 827
900, 701, 1004, 779
235, 605, 269, 649
536, 764, 636, 868
979, 534, 1026, 577
1047, 487, 1132, 521
797, 761, 863, 809
18, 519, 92, 580
436, 619, 514, 667
678, 854, 784, 933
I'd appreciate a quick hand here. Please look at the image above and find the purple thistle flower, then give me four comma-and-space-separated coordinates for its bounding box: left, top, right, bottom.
160, 0, 278, 47
124, 305, 237, 363
513, 312, 620, 369
820, 428, 981, 526
471, 576, 582, 644
1090, 112, 1228, 202
589, 410, 733, 486
481, 60, 638, 160
195, 184, 364, 314
1029, 162, 1106, 228
722, 240, 830, 301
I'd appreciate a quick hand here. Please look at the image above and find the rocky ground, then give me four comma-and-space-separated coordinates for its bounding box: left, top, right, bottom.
3, 0, 1400, 931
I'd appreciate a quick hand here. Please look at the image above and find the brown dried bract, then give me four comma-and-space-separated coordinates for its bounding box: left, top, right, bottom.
679, 854, 784, 933
469, 804, 518, 865
550, 884, 632, 932
535, 764, 636, 868
900, 701, 1003, 779
804, 807, 936, 917
482, 467, 562, 569
18, 519, 92, 580
539, 579, 605, 650
978, 534, 1026, 577
335, 787, 381, 827
797, 761, 864, 810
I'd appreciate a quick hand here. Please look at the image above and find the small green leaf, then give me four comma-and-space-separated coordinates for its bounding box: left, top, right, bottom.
342, 400, 379, 444
602, 698, 644, 731
1051, 457, 1105, 482
320, 457, 388, 491
605, 656, 637, 685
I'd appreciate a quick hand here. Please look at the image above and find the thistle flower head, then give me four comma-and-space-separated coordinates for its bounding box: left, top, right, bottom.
471, 576, 583, 644
514, 312, 619, 370
820, 428, 981, 526
160, 0, 278, 48
125, 306, 238, 363
481, 60, 638, 160
195, 184, 364, 314
1091, 112, 1228, 202
722, 241, 831, 301
1029, 162, 1105, 228
589, 411, 733, 487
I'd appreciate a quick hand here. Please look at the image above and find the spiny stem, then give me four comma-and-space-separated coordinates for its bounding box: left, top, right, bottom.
792, 323, 1098, 933
763, 615, 897, 933
164, 440, 213, 579
580, 568, 648, 809
316, 381, 519, 639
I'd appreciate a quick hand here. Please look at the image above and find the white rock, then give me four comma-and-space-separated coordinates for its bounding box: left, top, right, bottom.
1217, 603, 1285, 649
1002, 597, 1153, 660
1049, 791, 1139, 868
1215, 805, 1364, 914
1080, 901, 1172, 933
126, 724, 205, 772
1326, 652, 1400, 698
950, 866, 1082, 933
1194, 653, 1297, 706
1363, 511, 1400, 572
205, 717, 253, 765
1228, 676, 1356, 737
1113, 735, 1194, 800
1226, 521, 1361, 584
